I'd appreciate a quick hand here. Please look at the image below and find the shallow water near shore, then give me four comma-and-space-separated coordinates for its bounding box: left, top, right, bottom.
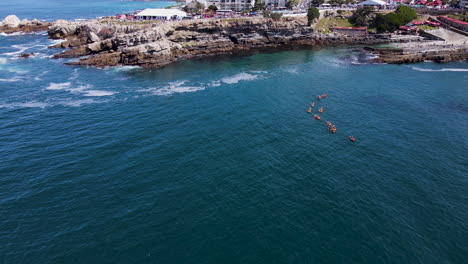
1, 1, 468, 263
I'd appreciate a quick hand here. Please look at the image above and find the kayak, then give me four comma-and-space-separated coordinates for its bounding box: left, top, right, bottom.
314, 115, 321, 120
349, 136, 355, 142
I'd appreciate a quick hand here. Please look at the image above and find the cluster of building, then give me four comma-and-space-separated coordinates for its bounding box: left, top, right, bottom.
438, 15, 468, 31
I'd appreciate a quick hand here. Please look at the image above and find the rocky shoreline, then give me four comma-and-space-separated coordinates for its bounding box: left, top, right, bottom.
45, 17, 427, 68
0, 15, 50, 34
364, 45, 467, 64
2, 15, 467, 67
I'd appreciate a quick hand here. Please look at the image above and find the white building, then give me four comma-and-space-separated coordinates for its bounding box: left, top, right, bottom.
186, 0, 255, 11
263, 0, 288, 8
460, 0, 468, 8
135, 9, 188, 20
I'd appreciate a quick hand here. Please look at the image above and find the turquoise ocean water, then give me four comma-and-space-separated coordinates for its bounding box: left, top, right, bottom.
0, 1, 467, 263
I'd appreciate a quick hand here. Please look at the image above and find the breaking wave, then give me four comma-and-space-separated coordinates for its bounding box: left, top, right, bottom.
411, 67, 468, 72
46, 82, 116, 96
0, 99, 98, 109
83, 90, 117, 97
221, 72, 259, 84
140, 81, 205, 96
0, 77, 21, 82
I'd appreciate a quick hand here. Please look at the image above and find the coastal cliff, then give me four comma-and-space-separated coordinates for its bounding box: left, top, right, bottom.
47, 17, 398, 68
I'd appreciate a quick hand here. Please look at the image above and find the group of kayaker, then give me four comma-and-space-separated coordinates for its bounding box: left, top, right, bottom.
306, 93, 355, 142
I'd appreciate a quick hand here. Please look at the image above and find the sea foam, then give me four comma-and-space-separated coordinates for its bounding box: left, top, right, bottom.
411, 67, 468, 72
83, 90, 117, 97
221, 72, 259, 84
142, 81, 205, 96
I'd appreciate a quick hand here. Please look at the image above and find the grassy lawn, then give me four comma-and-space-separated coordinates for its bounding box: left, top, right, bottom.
448, 14, 468, 22
417, 25, 435, 30
315, 17, 353, 33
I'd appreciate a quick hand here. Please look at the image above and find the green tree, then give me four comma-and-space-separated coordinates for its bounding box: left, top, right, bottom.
349, 6, 374, 26
287, 0, 300, 8
253, 0, 266, 11
208, 5, 218, 12
271, 12, 283, 21
262, 10, 272, 18
195, 1, 205, 12
329, 0, 345, 6
307, 7, 320, 26
395, 5, 416, 24
310, 0, 325, 6
450, 0, 459, 7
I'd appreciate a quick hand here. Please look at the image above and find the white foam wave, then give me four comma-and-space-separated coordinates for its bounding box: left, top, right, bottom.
83, 90, 116, 97
411, 67, 468, 72
0, 101, 48, 109
0, 77, 21, 82
47, 82, 72, 90
208, 80, 221, 87
221, 72, 259, 84
49, 39, 66, 45
141, 81, 205, 96
46, 82, 115, 96
0, 99, 99, 109
0, 58, 7, 64
1, 44, 34, 56
0, 32, 25, 36
110, 65, 141, 72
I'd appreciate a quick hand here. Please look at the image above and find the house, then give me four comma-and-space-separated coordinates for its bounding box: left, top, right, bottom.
438, 16, 468, 32
135, 9, 188, 20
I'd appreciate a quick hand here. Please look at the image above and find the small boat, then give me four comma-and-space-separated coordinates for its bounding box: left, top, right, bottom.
318, 107, 323, 113
326, 121, 332, 127
307, 107, 312, 113
349, 136, 355, 142
310, 102, 315, 107
321, 93, 328, 98
329, 126, 336, 133
317, 95, 322, 100
314, 115, 321, 120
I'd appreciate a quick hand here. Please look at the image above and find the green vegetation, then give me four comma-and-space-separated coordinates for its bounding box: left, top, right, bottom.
262, 10, 283, 21
350, 5, 417, 33
349, 6, 374, 26
271, 12, 283, 21
252, 0, 266, 11
208, 5, 218, 12
448, 13, 468, 22
417, 25, 435, 30
315, 17, 353, 33
374, 6, 417, 32
286, 0, 300, 8
395, 6, 417, 24
307, 7, 320, 26
310, 0, 325, 6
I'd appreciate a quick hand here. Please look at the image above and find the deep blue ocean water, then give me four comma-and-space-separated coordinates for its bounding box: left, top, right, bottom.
1, 1, 467, 263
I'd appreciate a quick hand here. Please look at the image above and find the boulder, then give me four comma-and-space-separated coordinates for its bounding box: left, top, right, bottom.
2, 15, 21, 28
19, 19, 29, 26
88, 31, 101, 42
19, 53, 34, 58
